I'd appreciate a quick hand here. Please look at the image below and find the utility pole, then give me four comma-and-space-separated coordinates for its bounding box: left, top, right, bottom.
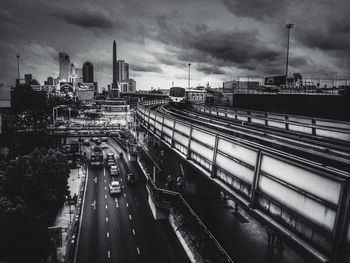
188, 63, 191, 89
285, 23, 294, 89
16, 54, 20, 87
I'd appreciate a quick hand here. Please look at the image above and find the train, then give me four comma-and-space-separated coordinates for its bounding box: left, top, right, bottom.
169, 87, 187, 104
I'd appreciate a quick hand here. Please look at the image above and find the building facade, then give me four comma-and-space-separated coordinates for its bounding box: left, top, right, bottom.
83, 61, 94, 83
59, 52, 70, 81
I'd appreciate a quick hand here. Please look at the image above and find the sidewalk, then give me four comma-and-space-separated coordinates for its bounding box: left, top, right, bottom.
132, 129, 311, 263
53, 167, 85, 263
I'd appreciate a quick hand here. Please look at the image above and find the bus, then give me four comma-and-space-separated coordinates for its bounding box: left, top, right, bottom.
90, 146, 104, 166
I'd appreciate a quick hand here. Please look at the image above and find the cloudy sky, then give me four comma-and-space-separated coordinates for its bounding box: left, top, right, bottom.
0, 0, 349, 89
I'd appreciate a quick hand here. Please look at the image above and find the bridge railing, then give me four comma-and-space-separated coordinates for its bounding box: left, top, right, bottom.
136, 99, 350, 263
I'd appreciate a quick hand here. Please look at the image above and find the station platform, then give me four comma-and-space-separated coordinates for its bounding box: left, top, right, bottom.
132, 129, 313, 263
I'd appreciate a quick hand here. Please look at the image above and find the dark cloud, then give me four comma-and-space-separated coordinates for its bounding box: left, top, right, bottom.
154, 17, 283, 73
221, 0, 287, 21
196, 64, 226, 75
131, 64, 163, 73
53, 6, 116, 29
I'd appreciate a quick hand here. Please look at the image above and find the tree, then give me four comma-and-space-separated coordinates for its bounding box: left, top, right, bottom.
0, 196, 50, 263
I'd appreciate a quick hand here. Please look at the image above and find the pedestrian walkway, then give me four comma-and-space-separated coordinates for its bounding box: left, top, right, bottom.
132, 129, 311, 263
52, 167, 85, 263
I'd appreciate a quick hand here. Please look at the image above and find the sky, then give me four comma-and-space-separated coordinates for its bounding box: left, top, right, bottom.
0, 0, 349, 90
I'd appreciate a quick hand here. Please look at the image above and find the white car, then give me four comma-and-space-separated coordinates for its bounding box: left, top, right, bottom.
109, 181, 121, 194
110, 165, 119, 176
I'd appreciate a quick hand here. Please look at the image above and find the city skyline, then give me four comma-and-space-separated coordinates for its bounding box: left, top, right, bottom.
0, 0, 349, 90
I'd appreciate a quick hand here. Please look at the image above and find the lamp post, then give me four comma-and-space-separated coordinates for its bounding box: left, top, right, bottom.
16, 55, 20, 86
285, 23, 294, 89
188, 63, 191, 89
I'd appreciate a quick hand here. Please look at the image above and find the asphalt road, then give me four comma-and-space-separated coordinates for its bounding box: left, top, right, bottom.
74, 138, 189, 263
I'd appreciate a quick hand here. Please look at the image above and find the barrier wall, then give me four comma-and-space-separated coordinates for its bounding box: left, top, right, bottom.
137, 101, 350, 262
192, 104, 350, 142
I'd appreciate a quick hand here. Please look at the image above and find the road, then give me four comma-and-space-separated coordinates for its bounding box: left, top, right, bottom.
74, 139, 189, 263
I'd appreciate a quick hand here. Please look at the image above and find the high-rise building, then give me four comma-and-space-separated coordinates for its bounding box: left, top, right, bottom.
124, 63, 129, 80
44, 76, 54, 85
83, 61, 94, 83
117, 60, 129, 81
59, 52, 70, 81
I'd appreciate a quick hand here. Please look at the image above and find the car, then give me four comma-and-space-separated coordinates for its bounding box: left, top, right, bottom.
109, 181, 121, 194
101, 142, 108, 149
110, 164, 119, 176
95, 139, 102, 145
82, 141, 90, 146
106, 153, 115, 162
101, 137, 108, 142
126, 173, 138, 184
107, 160, 116, 168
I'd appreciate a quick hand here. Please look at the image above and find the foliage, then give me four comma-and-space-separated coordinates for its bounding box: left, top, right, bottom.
0, 196, 50, 263
0, 148, 69, 262
3, 148, 70, 218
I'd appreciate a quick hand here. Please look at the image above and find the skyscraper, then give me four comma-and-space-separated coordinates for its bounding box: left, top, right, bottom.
117, 60, 125, 81
113, 40, 117, 85
83, 61, 94, 83
124, 63, 129, 80
59, 52, 70, 81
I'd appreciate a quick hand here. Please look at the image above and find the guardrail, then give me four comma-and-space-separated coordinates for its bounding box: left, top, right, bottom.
192, 104, 350, 142
137, 100, 350, 263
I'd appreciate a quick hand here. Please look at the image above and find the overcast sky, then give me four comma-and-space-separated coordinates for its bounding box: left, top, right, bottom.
0, 0, 349, 89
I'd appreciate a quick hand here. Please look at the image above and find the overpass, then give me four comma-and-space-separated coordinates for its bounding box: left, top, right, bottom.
136, 100, 350, 263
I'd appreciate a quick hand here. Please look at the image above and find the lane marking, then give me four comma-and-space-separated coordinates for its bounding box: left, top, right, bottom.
105, 204, 108, 209
120, 178, 123, 182
124, 193, 126, 197
115, 199, 119, 208
73, 165, 89, 263
107, 232, 109, 238
132, 229, 136, 235
107, 251, 110, 258
126, 203, 128, 207
91, 199, 96, 210
136, 247, 140, 255
122, 185, 124, 189
104, 179, 106, 183
129, 214, 132, 220
106, 217, 109, 222
93, 176, 97, 183
105, 195, 107, 199
103, 168, 106, 178
105, 186, 107, 190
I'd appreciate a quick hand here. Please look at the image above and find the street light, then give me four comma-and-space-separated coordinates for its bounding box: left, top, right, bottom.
285, 23, 294, 89
16, 55, 20, 87
188, 63, 191, 89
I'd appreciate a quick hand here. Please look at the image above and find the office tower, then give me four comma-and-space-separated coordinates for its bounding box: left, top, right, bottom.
124, 63, 129, 80
59, 52, 70, 81
117, 60, 126, 81
24, 73, 32, 85
113, 40, 117, 85
44, 76, 54, 85
83, 61, 94, 83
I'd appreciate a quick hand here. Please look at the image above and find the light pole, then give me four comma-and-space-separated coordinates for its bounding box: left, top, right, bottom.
188, 63, 191, 89
16, 55, 20, 86
285, 23, 294, 89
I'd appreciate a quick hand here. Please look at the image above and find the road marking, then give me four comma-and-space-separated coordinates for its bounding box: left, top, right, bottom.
107, 232, 109, 238
104, 179, 106, 183
132, 229, 136, 235
126, 203, 128, 207
129, 214, 132, 220
106, 217, 109, 222
105, 186, 107, 190
103, 168, 106, 178
105, 204, 108, 209
136, 247, 140, 255
124, 193, 126, 197
93, 176, 97, 183
120, 178, 123, 182
107, 250, 110, 258
91, 199, 96, 210
105, 195, 107, 199
115, 199, 119, 208
122, 185, 124, 189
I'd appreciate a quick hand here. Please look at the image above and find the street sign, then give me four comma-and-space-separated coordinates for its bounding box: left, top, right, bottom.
48, 226, 62, 247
